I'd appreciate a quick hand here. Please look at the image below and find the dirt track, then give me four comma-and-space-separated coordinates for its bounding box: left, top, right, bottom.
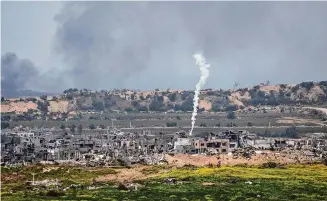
164, 152, 318, 167
96, 152, 320, 182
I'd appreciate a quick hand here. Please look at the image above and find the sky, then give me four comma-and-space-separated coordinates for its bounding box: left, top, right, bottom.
1, 1, 327, 93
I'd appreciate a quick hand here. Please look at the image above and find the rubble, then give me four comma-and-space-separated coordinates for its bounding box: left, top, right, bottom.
163, 178, 177, 184
1, 127, 327, 166
118, 181, 143, 191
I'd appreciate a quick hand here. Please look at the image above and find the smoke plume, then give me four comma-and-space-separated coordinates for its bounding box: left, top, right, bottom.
51, 2, 327, 90
189, 53, 210, 136
1, 53, 38, 97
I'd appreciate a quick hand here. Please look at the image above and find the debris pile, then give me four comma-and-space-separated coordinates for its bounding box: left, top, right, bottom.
232, 147, 257, 159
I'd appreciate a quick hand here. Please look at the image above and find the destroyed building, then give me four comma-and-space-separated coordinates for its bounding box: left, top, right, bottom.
1, 127, 327, 166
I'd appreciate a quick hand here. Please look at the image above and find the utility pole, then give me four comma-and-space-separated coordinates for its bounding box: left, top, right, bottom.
32, 173, 35, 185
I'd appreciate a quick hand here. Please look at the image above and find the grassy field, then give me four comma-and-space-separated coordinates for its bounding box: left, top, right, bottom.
2, 164, 327, 201
9, 112, 299, 128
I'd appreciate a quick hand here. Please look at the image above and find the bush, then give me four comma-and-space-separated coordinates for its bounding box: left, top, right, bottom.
227, 111, 236, 119
166, 122, 177, 127
149, 96, 165, 111
322, 158, 327, 166
257, 91, 265, 98
60, 124, 66, 130
247, 122, 253, 127
139, 95, 145, 101
70, 124, 76, 133
168, 93, 177, 102
225, 104, 238, 111
200, 123, 207, 127
89, 124, 96, 129
1, 122, 10, 130
261, 162, 278, 168
46, 190, 65, 197
124, 107, 133, 112
300, 81, 314, 90
92, 100, 105, 111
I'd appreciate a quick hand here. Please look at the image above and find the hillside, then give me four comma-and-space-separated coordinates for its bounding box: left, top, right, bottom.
1, 81, 327, 121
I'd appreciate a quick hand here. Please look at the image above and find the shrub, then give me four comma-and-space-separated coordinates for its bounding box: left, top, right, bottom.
168, 93, 177, 102
322, 158, 327, 166
45, 190, 65, 197
227, 111, 236, 119
261, 162, 278, 168
166, 122, 177, 127
225, 104, 238, 111
89, 124, 95, 129
200, 123, 207, 127
124, 107, 133, 112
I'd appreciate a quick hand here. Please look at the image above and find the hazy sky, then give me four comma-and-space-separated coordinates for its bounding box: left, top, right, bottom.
2, 1, 327, 93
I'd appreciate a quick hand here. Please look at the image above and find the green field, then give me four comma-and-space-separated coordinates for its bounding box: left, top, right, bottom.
2, 164, 327, 201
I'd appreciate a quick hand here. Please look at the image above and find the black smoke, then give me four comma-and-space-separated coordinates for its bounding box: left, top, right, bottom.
1, 53, 39, 97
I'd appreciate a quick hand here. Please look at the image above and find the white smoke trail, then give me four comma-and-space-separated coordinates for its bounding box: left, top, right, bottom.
189, 53, 210, 136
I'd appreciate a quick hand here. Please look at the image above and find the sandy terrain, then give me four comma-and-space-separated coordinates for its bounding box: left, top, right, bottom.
1, 101, 38, 113
277, 117, 326, 126
228, 96, 244, 107
96, 152, 319, 182
48, 100, 69, 113
164, 152, 317, 167
199, 100, 212, 111
259, 85, 280, 93
303, 107, 327, 115
96, 165, 168, 182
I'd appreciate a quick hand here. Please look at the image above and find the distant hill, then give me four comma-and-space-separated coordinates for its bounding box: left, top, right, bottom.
1, 88, 60, 98
1, 81, 327, 120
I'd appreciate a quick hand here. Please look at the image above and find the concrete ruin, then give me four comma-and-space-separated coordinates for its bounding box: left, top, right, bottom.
1, 127, 327, 166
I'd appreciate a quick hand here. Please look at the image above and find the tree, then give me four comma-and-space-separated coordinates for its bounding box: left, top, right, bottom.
1, 122, 10, 130
224, 104, 238, 111
89, 124, 96, 129
40, 95, 47, 101
60, 124, 66, 130
99, 124, 106, 129
200, 123, 207, 127
227, 111, 236, 119
92, 101, 105, 111
78, 125, 83, 134
51, 96, 58, 101
280, 107, 285, 113
124, 107, 133, 112
131, 101, 139, 108
247, 122, 253, 127
216, 123, 221, 127
257, 91, 266, 98
1, 97, 5, 102
166, 122, 177, 127
70, 124, 76, 133
149, 96, 165, 111
285, 126, 297, 138
168, 93, 177, 102
176, 116, 181, 120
